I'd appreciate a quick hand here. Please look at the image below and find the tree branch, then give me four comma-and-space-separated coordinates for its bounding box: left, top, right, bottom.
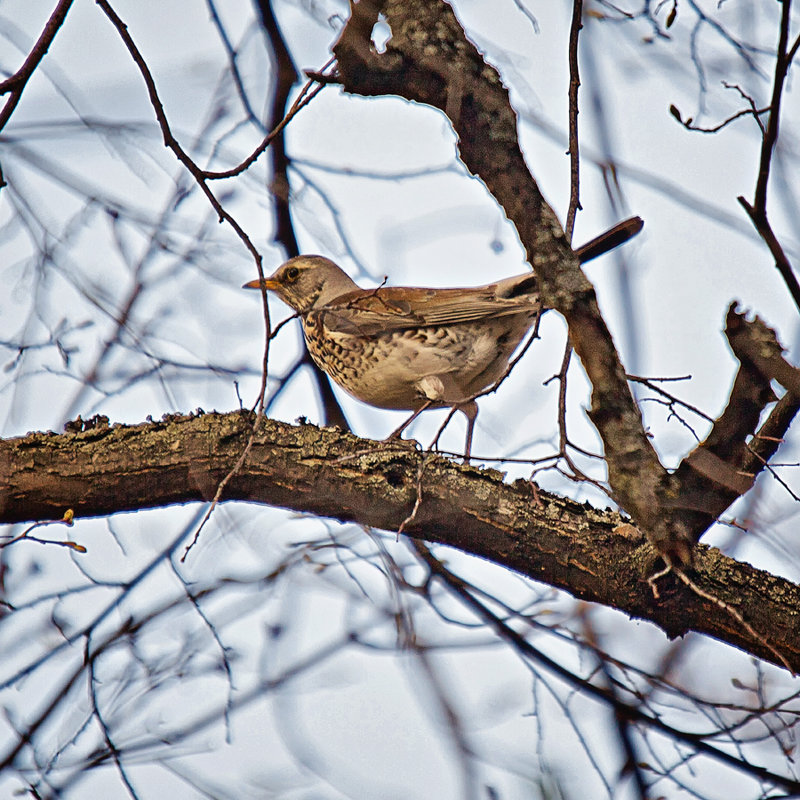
737, 0, 800, 315
2, 412, 800, 672
670, 306, 789, 539
0, 0, 74, 133
255, 0, 350, 429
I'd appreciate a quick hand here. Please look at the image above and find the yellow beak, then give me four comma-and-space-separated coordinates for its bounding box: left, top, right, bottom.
242, 278, 280, 290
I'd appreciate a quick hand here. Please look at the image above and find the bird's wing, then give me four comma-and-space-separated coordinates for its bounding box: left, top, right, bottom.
316, 275, 540, 335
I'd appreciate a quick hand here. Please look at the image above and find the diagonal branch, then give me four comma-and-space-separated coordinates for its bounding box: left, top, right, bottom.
331, 0, 690, 562
255, 0, 350, 429
737, 0, 800, 315
0, 0, 74, 133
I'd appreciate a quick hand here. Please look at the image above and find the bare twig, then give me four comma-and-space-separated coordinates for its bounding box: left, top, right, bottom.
0, 0, 74, 133
95, 1, 263, 270
670, 94, 769, 135
738, 195, 800, 315
410, 539, 800, 792
0, 509, 83, 552
203, 77, 327, 180
628, 374, 714, 423
737, 0, 800, 315
565, 0, 583, 240
673, 568, 794, 675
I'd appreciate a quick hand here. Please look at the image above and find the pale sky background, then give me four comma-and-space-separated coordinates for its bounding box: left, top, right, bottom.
1, 1, 800, 798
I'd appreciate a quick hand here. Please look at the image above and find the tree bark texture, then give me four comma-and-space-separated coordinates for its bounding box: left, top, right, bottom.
2, 411, 799, 672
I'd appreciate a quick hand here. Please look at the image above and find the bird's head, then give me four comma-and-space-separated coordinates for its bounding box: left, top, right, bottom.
243, 255, 359, 314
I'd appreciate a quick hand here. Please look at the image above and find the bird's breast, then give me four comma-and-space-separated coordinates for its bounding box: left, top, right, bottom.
301, 311, 535, 410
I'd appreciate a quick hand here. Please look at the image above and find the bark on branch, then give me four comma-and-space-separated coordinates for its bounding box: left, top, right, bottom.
672, 306, 800, 539
2, 411, 800, 672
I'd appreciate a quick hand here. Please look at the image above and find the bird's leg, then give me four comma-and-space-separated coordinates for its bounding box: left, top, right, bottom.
459, 400, 478, 463
385, 400, 433, 443
416, 374, 478, 462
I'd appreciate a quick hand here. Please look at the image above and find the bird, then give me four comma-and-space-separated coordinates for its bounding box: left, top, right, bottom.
245, 256, 542, 458
244, 218, 643, 458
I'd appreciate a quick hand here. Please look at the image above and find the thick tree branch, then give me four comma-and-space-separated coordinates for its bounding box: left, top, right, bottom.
671, 306, 797, 539
2, 412, 800, 672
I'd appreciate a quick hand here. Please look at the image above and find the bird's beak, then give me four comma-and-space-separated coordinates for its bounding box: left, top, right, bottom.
242, 278, 279, 291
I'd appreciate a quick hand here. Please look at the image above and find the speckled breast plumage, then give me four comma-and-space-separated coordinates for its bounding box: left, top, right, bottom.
301, 307, 537, 411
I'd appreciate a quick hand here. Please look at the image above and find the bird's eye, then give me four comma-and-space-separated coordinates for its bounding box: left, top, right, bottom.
285, 266, 300, 282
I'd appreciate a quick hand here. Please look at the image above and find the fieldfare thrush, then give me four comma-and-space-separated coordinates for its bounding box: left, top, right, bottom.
245, 256, 540, 457
244, 218, 642, 458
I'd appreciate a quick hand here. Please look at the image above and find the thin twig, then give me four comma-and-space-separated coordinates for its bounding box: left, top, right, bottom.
0, 0, 74, 132
673, 568, 794, 675
397, 457, 427, 538
737, 0, 800, 315
628, 374, 714, 422
565, 0, 584, 240
203, 72, 329, 181
0, 509, 83, 552
410, 540, 800, 791
95, 1, 263, 270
